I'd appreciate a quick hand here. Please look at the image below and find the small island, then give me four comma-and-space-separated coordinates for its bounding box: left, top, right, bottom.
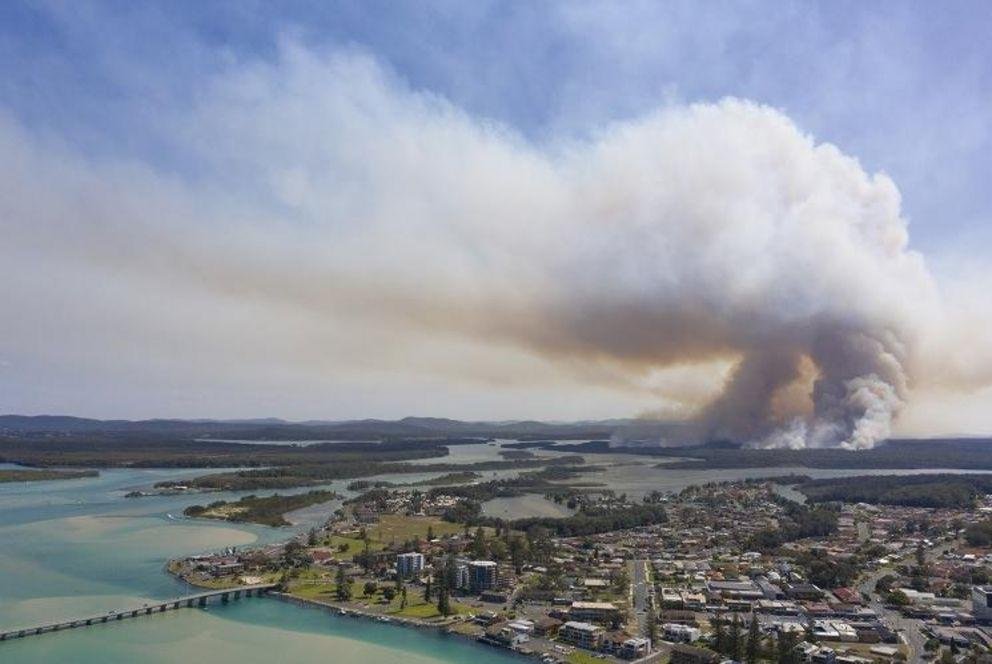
183, 490, 342, 527
0, 468, 98, 483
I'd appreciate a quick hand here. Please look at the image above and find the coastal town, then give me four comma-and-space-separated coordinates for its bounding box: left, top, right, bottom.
169, 478, 992, 664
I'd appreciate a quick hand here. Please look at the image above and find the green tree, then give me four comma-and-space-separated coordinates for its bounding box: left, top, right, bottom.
424, 576, 432, 602
363, 581, 378, 597
437, 556, 457, 616
383, 587, 396, 602
613, 567, 631, 595
647, 605, 659, 646
335, 566, 352, 601
489, 538, 508, 561
714, 617, 727, 654
804, 618, 816, 644
875, 574, 898, 593
886, 590, 911, 606
746, 614, 761, 664
776, 629, 798, 664
471, 527, 488, 558
509, 536, 528, 573
729, 613, 742, 661
436, 579, 450, 616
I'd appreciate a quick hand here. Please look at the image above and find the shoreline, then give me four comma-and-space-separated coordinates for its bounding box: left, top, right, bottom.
166, 565, 537, 661
270, 593, 534, 661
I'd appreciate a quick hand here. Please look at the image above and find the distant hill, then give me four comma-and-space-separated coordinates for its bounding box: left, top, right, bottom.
2, 415, 988, 456
0, 413, 624, 441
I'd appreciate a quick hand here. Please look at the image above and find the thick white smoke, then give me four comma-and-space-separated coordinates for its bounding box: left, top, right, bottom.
4, 48, 985, 444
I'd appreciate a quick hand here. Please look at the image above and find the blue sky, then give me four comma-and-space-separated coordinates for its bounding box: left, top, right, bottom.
1, 1, 991, 438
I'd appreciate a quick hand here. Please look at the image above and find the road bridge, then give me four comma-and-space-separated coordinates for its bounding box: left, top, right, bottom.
0, 583, 277, 642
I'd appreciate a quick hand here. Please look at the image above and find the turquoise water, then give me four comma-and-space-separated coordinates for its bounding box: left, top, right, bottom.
0, 468, 520, 664
5, 455, 984, 662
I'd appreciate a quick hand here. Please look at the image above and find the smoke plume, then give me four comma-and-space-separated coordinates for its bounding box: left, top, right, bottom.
3, 48, 988, 445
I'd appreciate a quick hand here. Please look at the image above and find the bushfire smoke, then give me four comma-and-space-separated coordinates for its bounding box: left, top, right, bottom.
3, 49, 988, 445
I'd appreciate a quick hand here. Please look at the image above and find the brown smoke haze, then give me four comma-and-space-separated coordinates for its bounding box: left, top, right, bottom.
2, 47, 991, 446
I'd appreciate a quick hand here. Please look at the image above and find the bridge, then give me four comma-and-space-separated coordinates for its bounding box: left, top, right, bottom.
0, 583, 278, 642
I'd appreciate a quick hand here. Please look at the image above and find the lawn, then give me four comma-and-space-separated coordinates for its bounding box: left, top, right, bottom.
324, 515, 463, 553
389, 598, 472, 619
566, 651, 607, 664
326, 534, 382, 556
289, 579, 363, 601
289, 577, 472, 620
366, 514, 464, 546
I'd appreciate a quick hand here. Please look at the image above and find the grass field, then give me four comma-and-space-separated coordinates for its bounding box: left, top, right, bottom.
324, 514, 467, 555
288, 576, 472, 620
279, 514, 486, 621
389, 598, 472, 619
365, 514, 465, 546
289, 579, 363, 600
325, 534, 383, 556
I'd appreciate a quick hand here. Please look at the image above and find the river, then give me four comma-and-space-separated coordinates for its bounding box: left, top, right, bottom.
3, 451, 989, 662
0, 466, 520, 664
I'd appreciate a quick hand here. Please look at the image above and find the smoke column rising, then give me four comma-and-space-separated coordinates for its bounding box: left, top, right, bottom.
3, 49, 975, 444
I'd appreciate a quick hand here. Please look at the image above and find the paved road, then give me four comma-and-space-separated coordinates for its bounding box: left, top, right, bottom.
630, 559, 652, 637
859, 564, 927, 663
857, 540, 956, 664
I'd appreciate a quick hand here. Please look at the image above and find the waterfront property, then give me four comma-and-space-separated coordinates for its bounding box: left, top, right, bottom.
559, 620, 604, 649
468, 560, 498, 592
397, 551, 425, 578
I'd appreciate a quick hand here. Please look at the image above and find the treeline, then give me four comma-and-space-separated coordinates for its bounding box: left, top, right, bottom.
0, 436, 453, 468
0, 468, 98, 483
656, 439, 992, 470
503, 503, 669, 538
503, 440, 610, 451
161, 455, 587, 491
798, 474, 992, 508
426, 460, 600, 503
506, 438, 992, 471
792, 549, 858, 588
406, 471, 481, 486
746, 503, 838, 551
183, 490, 340, 527
0, 413, 612, 442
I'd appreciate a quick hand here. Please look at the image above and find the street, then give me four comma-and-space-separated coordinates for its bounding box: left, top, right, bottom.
630, 559, 652, 637
856, 540, 957, 663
